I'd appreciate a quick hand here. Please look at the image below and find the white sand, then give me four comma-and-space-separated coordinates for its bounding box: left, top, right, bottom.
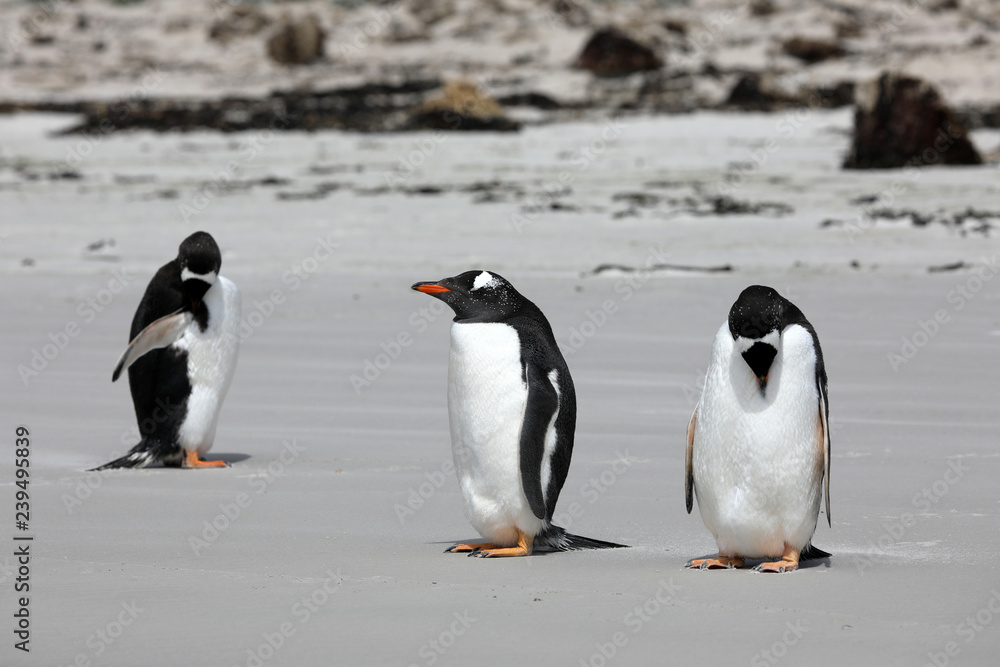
1, 109, 999, 666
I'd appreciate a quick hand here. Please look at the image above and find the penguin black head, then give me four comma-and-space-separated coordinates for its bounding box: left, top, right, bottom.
177, 232, 221, 304
411, 270, 525, 322
728, 285, 805, 393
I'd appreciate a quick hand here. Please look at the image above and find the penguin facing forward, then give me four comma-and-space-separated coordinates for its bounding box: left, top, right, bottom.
685, 285, 831, 572
412, 270, 626, 557
93, 232, 241, 470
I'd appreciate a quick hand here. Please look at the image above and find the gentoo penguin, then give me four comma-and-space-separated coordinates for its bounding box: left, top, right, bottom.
93, 232, 241, 470
412, 270, 626, 557
685, 285, 831, 572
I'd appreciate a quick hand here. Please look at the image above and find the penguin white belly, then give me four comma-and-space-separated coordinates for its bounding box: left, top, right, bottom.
448, 322, 542, 546
175, 276, 241, 455
694, 324, 823, 558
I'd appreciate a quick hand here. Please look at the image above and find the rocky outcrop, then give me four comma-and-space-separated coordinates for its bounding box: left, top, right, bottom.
781, 36, 845, 64
843, 72, 982, 169
267, 14, 325, 65
574, 28, 663, 77
408, 81, 520, 131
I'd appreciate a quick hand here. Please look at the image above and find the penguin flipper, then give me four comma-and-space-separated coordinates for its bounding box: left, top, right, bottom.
519, 362, 560, 521
112, 309, 192, 382
817, 382, 831, 527
685, 407, 697, 514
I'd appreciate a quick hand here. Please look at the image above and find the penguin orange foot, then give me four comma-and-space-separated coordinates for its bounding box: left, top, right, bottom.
752, 545, 800, 573
686, 553, 745, 569
446, 542, 500, 553
471, 531, 533, 558
184, 450, 228, 469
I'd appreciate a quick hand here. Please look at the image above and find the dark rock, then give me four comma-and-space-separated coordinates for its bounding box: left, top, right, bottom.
47, 80, 442, 134
723, 73, 790, 111
843, 72, 982, 169
781, 36, 846, 64
812, 81, 855, 108
574, 28, 663, 77
662, 19, 687, 35
267, 14, 324, 65
749, 0, 776, 17
928, 261, 968, 273
496, 92, 561, 110
591, 262, 732, 275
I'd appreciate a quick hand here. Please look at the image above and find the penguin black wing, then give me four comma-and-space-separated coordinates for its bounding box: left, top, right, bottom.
519, 361, 559, 521
685, 407, 697, 514
125, 261, 186, 418
818, 375, 831, 527
509, 302, 576, 523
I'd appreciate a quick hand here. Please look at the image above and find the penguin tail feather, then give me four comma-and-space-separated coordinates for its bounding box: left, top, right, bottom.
89, 439, 177, 471
535, 525, 628, 552
801, 544, 831, 561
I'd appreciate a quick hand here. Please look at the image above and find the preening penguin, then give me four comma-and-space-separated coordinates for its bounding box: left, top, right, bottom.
685, 285, 831, 572
93, 232, 241, 470
412, 270, 626, 557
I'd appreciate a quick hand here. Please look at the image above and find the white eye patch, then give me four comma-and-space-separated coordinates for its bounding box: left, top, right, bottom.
472, 271, 497, 291
181, 268, 218, 284
735, 328, 780, 353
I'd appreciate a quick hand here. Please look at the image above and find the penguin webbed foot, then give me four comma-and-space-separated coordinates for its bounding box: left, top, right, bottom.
183, 450, 229, 469
446, 542, 499, 554
450, 531, 534, 558
751, 545, 800, 573
685, 554, 745, 570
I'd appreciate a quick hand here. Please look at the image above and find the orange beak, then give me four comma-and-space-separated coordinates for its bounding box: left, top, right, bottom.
413, 283, 451, 294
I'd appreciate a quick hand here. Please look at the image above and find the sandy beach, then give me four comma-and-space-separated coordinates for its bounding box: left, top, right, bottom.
2, 0, 1000, 663
0, 104, 998, 666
